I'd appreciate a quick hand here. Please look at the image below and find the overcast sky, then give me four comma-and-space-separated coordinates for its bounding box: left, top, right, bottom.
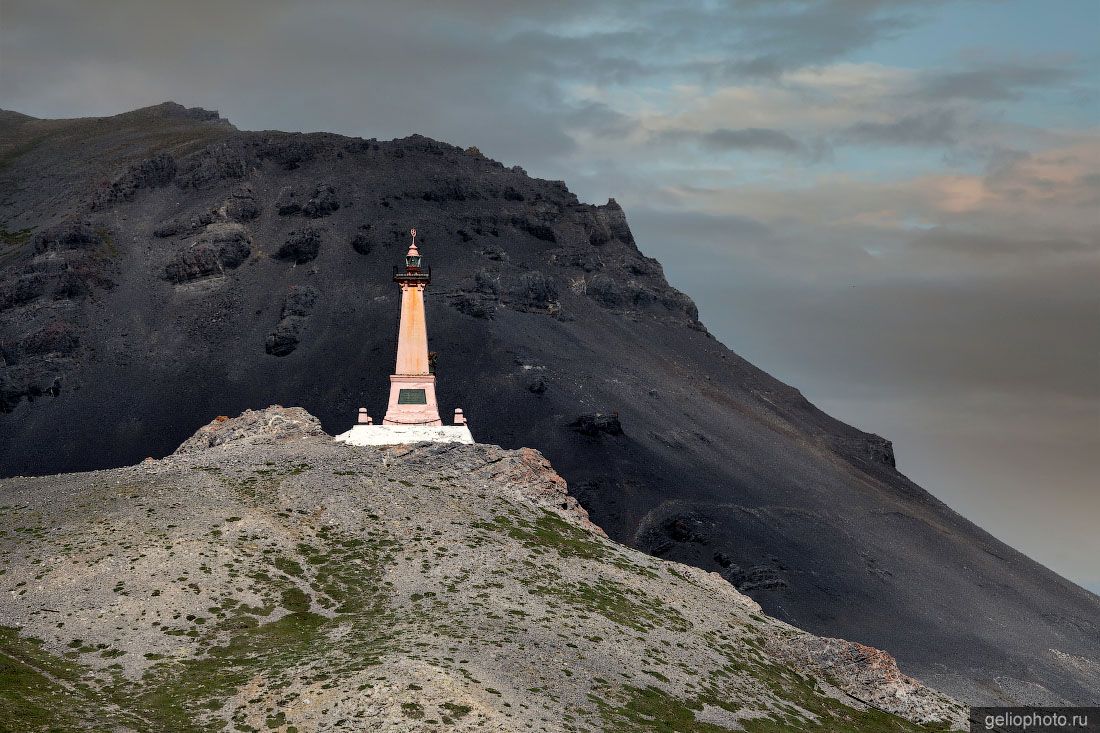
3, 0, 1098, 592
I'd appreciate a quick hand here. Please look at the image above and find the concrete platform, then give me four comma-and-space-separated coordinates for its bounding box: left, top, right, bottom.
334, 424, 474, 446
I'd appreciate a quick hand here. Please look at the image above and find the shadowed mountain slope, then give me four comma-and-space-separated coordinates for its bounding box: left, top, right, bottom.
1, 103, 1097, 706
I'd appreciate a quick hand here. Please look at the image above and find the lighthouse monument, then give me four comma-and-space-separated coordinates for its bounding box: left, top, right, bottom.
335, 229, 474, 446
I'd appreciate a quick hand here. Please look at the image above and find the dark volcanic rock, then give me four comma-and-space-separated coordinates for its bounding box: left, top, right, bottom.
19, 321, 80, 355
174, 142, 251, 188
511, 215, 556, 243
302, 184, 339, 218
258, 135, 316, 170
276, 228, 322, 264
276, 184, 338, 218
223, 185, 260, 222
265, 285, 319, 356
569, 412, 624, 436
0, 273, 46, 311
31, 220, 103, 254
281, 285, 319, 317
509, 270, 559, 312
276, 186, 302, 216
153, 211, 215, 238
587, 273, 627, 308
449, 291, 497, 320
350, 231, 375, 256
449, 269, 500, 319
164, 224, 251, 283
91, 154, 177, 210
1, 103, 1097, 708
838, 433, 897, 469
265, 317, 304, 356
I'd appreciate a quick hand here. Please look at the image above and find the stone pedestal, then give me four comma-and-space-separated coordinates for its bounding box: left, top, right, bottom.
382, 374, 441, 426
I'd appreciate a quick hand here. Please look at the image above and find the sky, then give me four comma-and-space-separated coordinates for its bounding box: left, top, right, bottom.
2, 0, 1098, 592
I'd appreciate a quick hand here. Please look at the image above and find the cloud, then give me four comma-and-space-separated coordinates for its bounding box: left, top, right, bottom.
842, 109, 960, 146
655, 126, 825, 159
909, 228, 1100, 257
708, 0, 943, 78
918, 63, 1075, 101
702, 127, 804, 153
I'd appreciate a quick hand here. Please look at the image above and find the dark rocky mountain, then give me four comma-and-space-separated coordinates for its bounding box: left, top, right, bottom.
1, 102, 1097, 706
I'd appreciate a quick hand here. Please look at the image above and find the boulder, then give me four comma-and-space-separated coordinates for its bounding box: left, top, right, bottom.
265, 285, 319, 356
302, 184, 339, 218
276, 229, 322, 264
510, 270, 558, 311
568, 412, 623, 436
223, 186, 260, 222
350, 232, 375, 256
265, 317, 304, 356
587, 274, 626, 308
164, 224, 251, 283
281, 285, 319, 317
31, 220, 103, 255
19, 321, 80, 355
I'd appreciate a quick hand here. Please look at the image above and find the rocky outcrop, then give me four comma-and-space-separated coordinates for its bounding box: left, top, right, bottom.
153, 211, 216, 238
586, 273, 627, 308
265, 285, 319, 356
569, 412, 624, 436
173, 405, 326, 454
766, 634, 965, 726
350, 229, 375, 255
174, 141, 251, 188
275, 228, 322, 264
222, 184, 260, 222
448, 268, 500, 319
18, 320, 80, 355
91, 153, 178, 210
30, 220, 104, 254
164, 223, 251, 283
0, 272, 45, 312
837, 433, 897, 469
507, 270, 559, 313
276, 183, 339, 218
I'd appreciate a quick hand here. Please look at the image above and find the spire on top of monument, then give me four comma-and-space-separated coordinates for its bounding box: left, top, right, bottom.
406, 228, 421, 264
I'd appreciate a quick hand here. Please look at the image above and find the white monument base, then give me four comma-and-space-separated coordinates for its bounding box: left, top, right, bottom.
334, 424, 475, 447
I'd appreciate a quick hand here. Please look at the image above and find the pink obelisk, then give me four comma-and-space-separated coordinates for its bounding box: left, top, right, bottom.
382, 229, 442, 426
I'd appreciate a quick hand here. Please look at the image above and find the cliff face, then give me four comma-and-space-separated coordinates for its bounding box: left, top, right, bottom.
1, 103, 1098, 706
0, 408, 966, 732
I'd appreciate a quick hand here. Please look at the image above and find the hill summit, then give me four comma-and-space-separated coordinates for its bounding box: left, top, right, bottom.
0, 407, 966, 732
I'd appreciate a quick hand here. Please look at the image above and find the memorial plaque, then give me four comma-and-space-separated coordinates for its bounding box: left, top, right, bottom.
397, 388, 427, 405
